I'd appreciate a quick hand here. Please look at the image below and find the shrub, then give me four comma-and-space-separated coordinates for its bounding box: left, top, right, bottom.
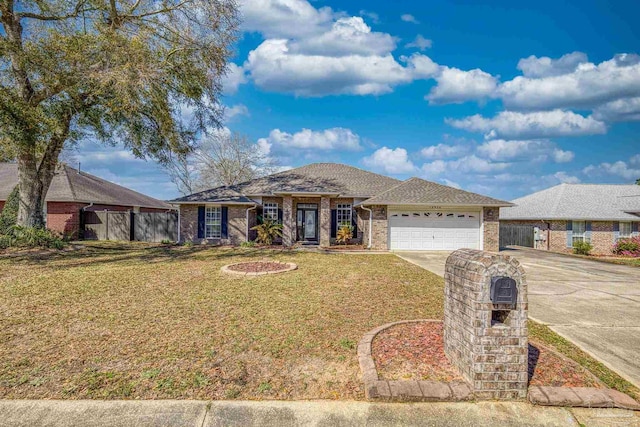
613, 236, 640, 257
573, 240, 593, 255
161, 239, 173, 245
183, 240, 194, 248
241, 240, 257, 248
251, 220, 283, 245
2, 225, 65, 250
336, 225, 353, 245
0, 186, 19, 234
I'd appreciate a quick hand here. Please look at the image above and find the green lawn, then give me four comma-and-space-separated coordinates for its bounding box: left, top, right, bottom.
0, 243, 442, 400
1, 242, 637, 401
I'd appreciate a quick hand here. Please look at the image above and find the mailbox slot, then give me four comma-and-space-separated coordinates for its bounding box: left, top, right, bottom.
490, 276, 518, 306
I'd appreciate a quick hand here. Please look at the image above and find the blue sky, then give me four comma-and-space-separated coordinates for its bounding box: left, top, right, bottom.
76, 0, 640, 201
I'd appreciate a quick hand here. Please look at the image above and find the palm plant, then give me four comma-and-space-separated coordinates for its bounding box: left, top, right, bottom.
251, 219, 283, 245
336, 225, 353, 245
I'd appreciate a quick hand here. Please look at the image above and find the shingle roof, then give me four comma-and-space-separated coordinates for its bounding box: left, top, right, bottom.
361, 177, 513, 206
169, 185, 255, 204
0, 163, 174, 209
500, 183, 640, 221
171, 163, 402, 202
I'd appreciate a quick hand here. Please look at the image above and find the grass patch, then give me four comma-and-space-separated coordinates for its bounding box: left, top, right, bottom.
529, 321, 640, 400
1, 242, 635, 401
0, 242, 442, 400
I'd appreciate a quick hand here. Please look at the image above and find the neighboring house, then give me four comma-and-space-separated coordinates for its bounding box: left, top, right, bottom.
0, 163, 175, 239
500, 183, 640, 255
171, 163, 511, 251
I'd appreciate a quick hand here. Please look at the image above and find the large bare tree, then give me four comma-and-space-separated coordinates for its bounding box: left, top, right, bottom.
0, 0, 239, 227
166, 131, 278, 195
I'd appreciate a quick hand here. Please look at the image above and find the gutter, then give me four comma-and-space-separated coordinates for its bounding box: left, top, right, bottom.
360, 205, 373, 249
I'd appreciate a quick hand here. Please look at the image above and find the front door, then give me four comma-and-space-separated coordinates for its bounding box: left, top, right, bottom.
296, 204, 318, 241
304, 210, 317, 239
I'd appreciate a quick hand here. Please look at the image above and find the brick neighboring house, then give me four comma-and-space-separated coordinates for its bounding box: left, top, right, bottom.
171, 163, 512, 251
500, 183, 640, 255
0, 163, 175, 239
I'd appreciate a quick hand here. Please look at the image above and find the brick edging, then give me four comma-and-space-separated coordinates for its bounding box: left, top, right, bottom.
529, 386, 640, 410
220, 261, 297, 276
358, 319, 473, 402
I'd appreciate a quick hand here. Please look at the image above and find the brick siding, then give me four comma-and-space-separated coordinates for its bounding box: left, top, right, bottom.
482, 207, 500, 252
46, 202, 87, 239
502, 219, 623, 255
0, 201, 4, 213
444, 249, 528, 400
179, 204, 248, 245
370, 205, 388, 250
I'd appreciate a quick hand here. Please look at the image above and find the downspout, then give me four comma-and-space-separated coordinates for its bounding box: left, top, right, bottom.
80, 203, 94, 241
360, 205, 373, 249
246, 205, 257, 242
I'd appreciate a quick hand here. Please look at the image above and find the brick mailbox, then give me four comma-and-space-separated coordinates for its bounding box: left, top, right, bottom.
443, 248, 528, 400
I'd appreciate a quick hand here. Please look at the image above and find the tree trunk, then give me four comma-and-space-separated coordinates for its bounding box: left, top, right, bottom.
15, 112, 72, 229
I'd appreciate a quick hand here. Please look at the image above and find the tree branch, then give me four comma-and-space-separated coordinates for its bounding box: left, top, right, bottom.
17, 0, 90, 21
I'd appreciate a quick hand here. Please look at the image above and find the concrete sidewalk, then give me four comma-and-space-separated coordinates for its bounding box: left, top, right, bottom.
0, 400, 638, 427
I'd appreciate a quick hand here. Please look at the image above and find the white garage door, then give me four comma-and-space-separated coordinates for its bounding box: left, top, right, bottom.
389, 210, 480, 250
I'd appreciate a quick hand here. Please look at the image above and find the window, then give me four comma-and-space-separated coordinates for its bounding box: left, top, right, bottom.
620, 222, 633, 239
571, 220, 589, 246
337, 204, 352, 227
205, 206, 221, 239
263, 202, 279, 222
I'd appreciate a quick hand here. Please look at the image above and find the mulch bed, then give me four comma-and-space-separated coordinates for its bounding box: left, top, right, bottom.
226, 261, 290, 273
372, 321, 604, 388
328, 245, 365, 251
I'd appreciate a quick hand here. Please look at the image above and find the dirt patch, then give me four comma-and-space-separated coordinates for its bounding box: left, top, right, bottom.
226, 261, 291, 273
372, 321, 604, 388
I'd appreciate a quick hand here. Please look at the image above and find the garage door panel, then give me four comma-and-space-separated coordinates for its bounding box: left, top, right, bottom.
389, 210, 480, 251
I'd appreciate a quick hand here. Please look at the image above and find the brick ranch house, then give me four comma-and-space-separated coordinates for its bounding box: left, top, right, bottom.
171, 163, 512, 251
0, 163, 175, 239
500, 183, 640, 255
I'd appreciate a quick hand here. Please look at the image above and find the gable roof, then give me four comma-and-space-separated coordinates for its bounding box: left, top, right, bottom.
361, 177, 513, 207
171, 163, 402, 203
0, 163, 174, 210
500, 183, 640, 221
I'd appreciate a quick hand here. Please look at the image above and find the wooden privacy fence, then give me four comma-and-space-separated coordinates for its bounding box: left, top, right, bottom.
82, 211, 178, 242
499, 223, 535, 248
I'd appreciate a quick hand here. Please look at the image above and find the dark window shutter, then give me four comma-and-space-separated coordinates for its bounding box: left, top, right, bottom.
278, 208, 283, 224
197, 206, 205, 238
221, 206, 228, 239
613, 221, 620, 243
566, 220, 573, 248
331, 209, 337, 238
351, 210, 358, 237
633, 222, 639, 234
585, 221, 592, 242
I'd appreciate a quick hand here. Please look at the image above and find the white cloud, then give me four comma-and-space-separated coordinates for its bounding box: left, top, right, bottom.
405, 35, 432, 51
258, 127, 362, 152
498, 54, 640, 110
517, 51, 588, 78
224, 104, 250, 121
421, 155, 510, 177
289, 17, 397, 57
553, 171, 581, 184
446, 110, 607, 139
583, 159, 640, 180
427, 67, 498, 104
239, 0, 334, 39
552, 149, 574, 163
246, 39, 416, 96
359, 10, 379, 24
362, 147, 416, 174
401, 14, 419, 24
476, 139, 574, 163
222, 63, 247, 95
593, 97, 640, 122
420, 143, 467, 159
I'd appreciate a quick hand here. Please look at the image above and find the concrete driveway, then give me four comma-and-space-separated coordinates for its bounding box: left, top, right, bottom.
396, 248, 640, 388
